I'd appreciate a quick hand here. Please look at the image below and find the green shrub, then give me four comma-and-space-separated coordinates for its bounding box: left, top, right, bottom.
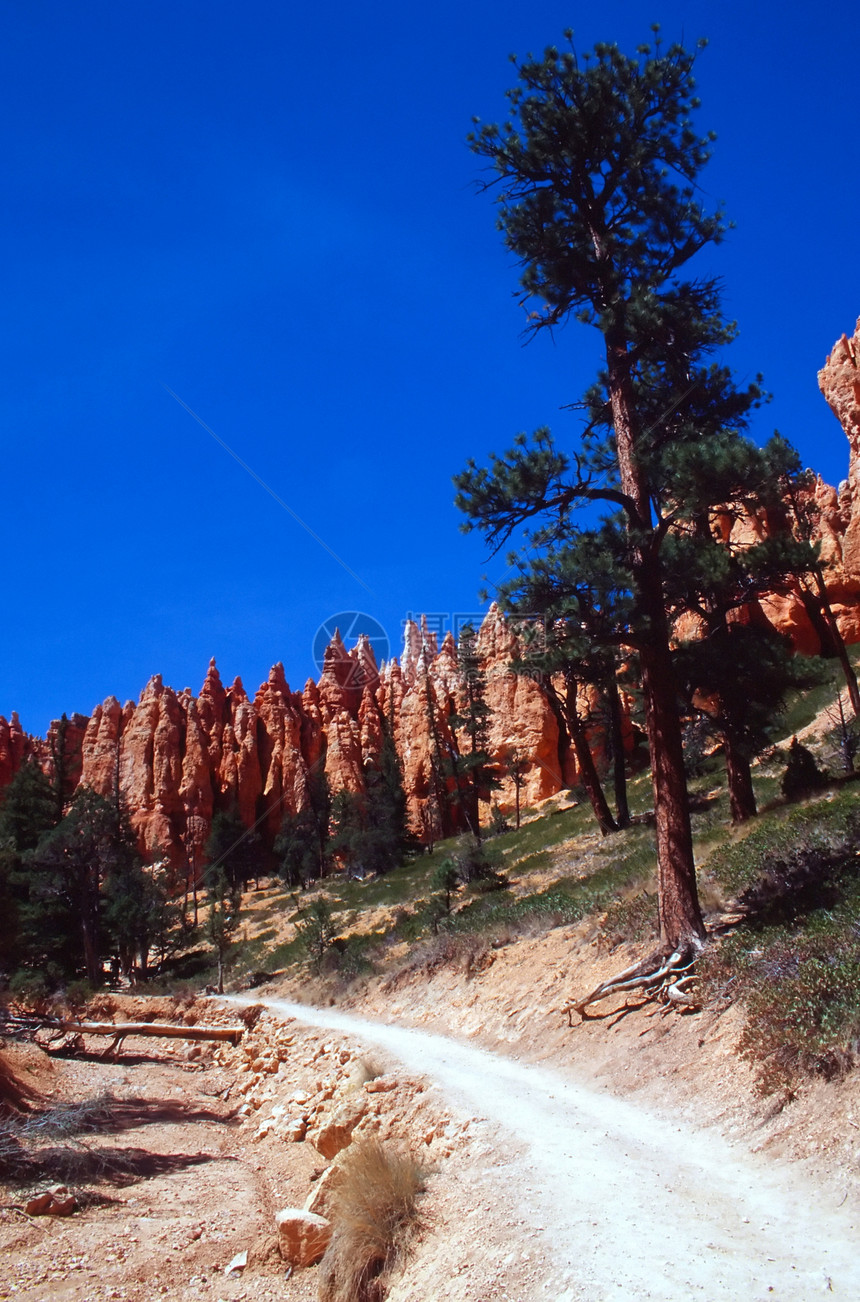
781, 738, 828, 802
701, 801, 860, 1095
294, 897, 337, 972
702, 908, 860, 1096
598, 892, 658, 950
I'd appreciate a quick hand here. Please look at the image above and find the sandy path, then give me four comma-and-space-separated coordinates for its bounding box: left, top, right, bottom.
226, 994, 859, 1301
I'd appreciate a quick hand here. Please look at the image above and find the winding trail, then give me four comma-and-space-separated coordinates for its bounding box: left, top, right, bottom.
228, 995, 858, 1300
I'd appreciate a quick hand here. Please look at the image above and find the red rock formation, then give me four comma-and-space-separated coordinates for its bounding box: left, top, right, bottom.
80, 697, 124, 796
0, 713, 32, 787
476, 604, 563, 807
820, 320, 860, 575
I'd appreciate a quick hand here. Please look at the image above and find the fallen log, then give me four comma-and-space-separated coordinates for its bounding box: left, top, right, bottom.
55, 1019, 244, 1046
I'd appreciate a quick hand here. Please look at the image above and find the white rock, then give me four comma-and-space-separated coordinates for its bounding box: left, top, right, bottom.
224, 1250, 247, 1276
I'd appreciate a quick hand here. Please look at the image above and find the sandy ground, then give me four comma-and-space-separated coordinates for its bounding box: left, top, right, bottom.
229, 993, 860, 1301
4, 919, 860, 1302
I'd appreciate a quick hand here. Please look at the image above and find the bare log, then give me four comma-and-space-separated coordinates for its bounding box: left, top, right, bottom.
54, 1019, 244, 1046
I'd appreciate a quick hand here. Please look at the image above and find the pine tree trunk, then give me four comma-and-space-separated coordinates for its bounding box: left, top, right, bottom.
725, 733, 757, 823
809, 566, 860, 718
606, 333, 704, 952
606, 673, 631, 829
639, 638, 704, 950
81, 862, 101, 985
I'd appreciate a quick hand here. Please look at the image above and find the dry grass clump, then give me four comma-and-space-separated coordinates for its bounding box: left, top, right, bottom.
317, 1137, 427, 1302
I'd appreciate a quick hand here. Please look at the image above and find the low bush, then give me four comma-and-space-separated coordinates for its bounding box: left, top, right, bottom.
701, 794, 860, 1096
781, 738, 828, 802
702, 902, 860, 1097
317, 1138, 426, 1302
704, 789, 859, 901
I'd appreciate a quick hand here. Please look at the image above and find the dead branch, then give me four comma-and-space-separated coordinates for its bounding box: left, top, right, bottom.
564, 947, 698, 1022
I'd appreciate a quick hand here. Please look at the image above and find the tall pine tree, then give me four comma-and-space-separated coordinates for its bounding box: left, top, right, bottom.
456, 31, 812, 953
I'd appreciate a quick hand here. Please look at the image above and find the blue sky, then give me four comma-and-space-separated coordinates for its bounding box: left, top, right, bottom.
3, 1, 858, 736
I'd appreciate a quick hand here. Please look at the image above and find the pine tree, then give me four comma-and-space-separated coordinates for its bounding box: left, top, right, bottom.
28, 788, 120, 985
205, 807, 261, 893
205, 861, 241, 994
674, 624, 824, 821
501, 528, 633, 834
328, 733, 408, 878
101, 821, 165, 980
275, 771, 332, 887
362, 726, 409, 874
0, 761, 59, 978
456, 31, 812, 953
447, 624, 500, 842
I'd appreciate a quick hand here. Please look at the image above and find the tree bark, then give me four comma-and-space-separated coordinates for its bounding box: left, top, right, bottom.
565, 685, 618, 838
606, 672, 631, 829
56, 1019, 244, 1044
724, 733, 757, 823
606, 332, 705, 952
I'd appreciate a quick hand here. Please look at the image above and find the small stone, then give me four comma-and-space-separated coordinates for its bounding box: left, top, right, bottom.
364, 1077, 397, 1093
224, 1250, 247, 1276
275, 1209, 332, 1267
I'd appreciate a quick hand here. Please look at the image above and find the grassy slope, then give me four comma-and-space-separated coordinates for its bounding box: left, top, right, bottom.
206, 651, 860, 1095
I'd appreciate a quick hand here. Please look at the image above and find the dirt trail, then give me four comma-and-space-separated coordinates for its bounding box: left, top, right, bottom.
228, 994, 860, 1302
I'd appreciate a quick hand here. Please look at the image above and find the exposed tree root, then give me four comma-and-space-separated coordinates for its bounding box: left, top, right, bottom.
564, 945, 702, 1024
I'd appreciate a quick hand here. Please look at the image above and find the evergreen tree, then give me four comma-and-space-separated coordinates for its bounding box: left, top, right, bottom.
447, 624, 500, 841
363, 726, 409, 873
674, 624, 824, 821
101, 826, 165, 980
327, 788, 366, 877
427, 858, 460, 932
0, 761, 59, 978
0, 760, 58, 852
456, 31, 814, 953
205, 806, 261, 893
28, 788, 121, 984
294, 897, 336, 973
205, 861, 241, 994
421, 663, 458, 841
328, 734, 407, 878
48, 713, 80, 823
501, 529, 634, 834
275, 771, 332, 887
506, 749, 528, 830
781, 737, 828, 802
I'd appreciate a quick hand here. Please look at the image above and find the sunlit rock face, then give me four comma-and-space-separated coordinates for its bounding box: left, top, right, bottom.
819, 320, 860, 584
0, 608, 581, 865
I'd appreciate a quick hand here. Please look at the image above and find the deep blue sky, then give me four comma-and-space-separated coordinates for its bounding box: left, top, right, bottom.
3, 2, 858, 736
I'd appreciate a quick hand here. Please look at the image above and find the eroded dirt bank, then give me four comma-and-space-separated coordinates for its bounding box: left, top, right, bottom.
231, 989, 860, 1302
5, 920, 860, 1301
